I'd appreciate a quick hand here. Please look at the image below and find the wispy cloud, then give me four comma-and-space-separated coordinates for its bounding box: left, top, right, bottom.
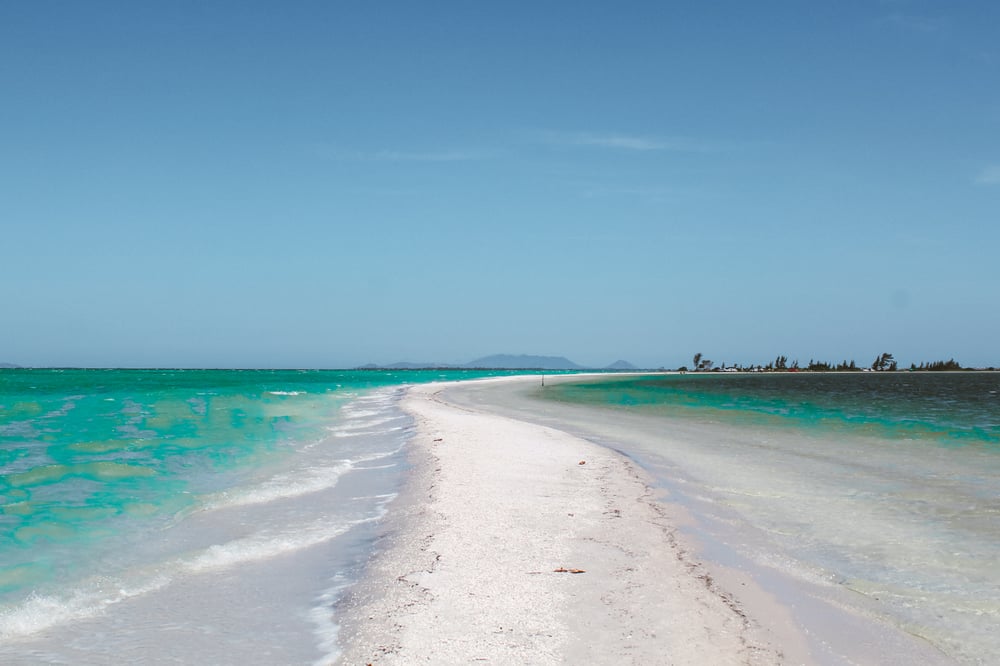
974, 165, 1000, 185
536, 131, 714, 153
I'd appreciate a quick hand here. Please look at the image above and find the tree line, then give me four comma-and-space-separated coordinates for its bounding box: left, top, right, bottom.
679, 352, 971, 373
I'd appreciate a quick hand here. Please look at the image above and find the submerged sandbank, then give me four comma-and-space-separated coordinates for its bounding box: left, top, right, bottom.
336, 378, 807, 665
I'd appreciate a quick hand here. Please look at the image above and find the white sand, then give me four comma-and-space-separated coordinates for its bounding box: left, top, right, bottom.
336, 379, 807, 665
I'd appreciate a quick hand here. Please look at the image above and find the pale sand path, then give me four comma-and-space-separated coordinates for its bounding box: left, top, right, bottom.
337, 379, 801, 665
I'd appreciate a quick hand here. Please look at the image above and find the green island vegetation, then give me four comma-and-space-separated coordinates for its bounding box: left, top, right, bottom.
679, 353, 985, 373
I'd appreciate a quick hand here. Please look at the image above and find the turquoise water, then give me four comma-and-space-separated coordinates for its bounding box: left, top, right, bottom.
0, 368, 553, 661
7, 369, 997, 662
540, 372, 1000, 664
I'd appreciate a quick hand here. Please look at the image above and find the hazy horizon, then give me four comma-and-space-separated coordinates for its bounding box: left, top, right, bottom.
1, 352, 990, 371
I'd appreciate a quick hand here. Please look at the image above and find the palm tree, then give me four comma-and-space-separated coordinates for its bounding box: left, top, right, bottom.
693, 352, 702, 371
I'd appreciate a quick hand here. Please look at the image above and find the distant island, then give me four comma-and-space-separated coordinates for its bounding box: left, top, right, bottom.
359, 354, 638, 371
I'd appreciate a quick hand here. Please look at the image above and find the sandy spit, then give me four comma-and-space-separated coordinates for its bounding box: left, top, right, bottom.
336, 378, 799, 665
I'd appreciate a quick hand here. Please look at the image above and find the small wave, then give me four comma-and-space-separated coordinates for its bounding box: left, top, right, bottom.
0, 575, 170, 640
349, 492, 397, 501
338, 408, 382, 418
330, 425, 405, 438
199, 449, 402, 512
184, 495, 393, 575
200, 462, 355, 511
344, 390, 399, 409
309, 494, 397, 666
183, 520, 363, 574
353, 462, 399, 471
327, 415, 402, 432
0, 502, 394, 640
309, 572, 355, 666
267, 391, 304, 396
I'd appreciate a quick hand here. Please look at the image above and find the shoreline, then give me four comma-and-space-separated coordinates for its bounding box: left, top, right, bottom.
335, 377, 807, 664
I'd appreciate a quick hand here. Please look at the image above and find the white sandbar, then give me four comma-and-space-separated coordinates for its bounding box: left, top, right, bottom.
336, 378, 802, 664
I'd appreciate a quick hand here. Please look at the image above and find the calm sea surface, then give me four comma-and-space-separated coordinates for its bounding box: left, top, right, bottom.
0, 368, 546, 664
542, 372, 1000, 664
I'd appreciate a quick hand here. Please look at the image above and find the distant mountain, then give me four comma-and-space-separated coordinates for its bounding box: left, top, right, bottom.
463, 354, 584, 370
0, 362, 22, 369
358, 354, 623, 370
380, 361, 460, 369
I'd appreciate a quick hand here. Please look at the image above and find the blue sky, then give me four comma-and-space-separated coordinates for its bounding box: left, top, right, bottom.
2, 1, 998, 368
